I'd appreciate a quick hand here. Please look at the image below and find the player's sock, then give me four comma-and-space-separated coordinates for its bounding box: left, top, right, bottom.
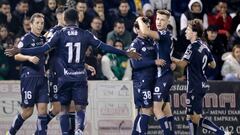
199, 118, 224, 135
167, 116, 175, 135
135, 114, 150, 134
158, 117, 171, 135
46, 111, 56, 124
36, 115, 48, 135
9, 114, 25, 135
60, 113, 70, 135
76, 110, 85, 131
131, 113, 140, 135
188, 119, 198, 135
69, 112, 76, 135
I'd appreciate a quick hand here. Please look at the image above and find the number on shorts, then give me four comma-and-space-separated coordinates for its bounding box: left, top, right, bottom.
53, 85, 58, 93
143, 91, 151, 100
24, 91, 32, 99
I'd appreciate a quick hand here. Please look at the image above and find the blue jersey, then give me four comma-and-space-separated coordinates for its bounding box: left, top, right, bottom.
182, 39, 214, 90
17, 32, 46, 77
130, 37, 156, 79
156, 29, 173, 77
46, 25, 63, 74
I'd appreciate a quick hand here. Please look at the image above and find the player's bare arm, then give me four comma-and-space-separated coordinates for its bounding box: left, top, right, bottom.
136, 17, 160, 40
15, 54, 39, 64
171, 57, 188, 68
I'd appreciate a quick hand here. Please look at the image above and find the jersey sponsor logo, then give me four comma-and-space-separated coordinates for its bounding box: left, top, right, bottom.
64, 68, 85, 75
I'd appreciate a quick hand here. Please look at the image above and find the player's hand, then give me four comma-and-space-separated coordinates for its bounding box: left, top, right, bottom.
126, 49, 141, 60
155, 59, 166, 66
86, 65, 96, 76
170, 63, 176, 71
4, 46, 20, 57
28, 56, 39, 64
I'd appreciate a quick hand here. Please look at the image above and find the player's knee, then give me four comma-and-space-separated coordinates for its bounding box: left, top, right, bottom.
21, 107, 34, 119
141, 107, 153, 116
75, 105, 86, 112
51, 102, 61, 115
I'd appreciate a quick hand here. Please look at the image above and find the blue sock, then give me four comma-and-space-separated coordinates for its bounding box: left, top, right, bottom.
69, 112, 75, 135
60, 113, 70, 135
46, 111, 56, 124
199, 118, 224, 135
158, 117, 171, 135
76, 110, 85, 131
36, 115, 48, 135
188, 119, 198, 135
9, 114, 25, 135
136, 114, 150, 134
167, 116, 175, 135
132, 113, 140, 135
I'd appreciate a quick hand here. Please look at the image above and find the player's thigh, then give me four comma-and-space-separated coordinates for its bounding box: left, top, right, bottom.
58, 82, 72, 106
153, 73, 174, 102
186, 91, 205, 115
163, 102, 173, 116
72, 81, 88, 106
133, 79, 154, 109
49, 74, 59, 102
36, 77, 49, 104
20, 77, 38, 108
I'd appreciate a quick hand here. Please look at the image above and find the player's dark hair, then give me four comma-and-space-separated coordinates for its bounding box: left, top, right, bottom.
30, 13, 44, 23
76, 0, 86, 4
64, 8, 78, 25
18, 0, 29, 4
119, 0, 128, 4
134, 17, 150, 29
189, 19, 203, 38
156, 9, 171, 19
55, 6, 67, 14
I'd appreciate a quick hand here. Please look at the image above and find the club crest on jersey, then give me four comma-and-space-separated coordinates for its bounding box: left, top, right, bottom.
31, 43, 35, 47
142, 47, 146, 52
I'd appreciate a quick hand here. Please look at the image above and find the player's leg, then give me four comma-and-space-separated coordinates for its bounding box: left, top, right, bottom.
153, 75, 173, 135
132, 79, 153, 135
163, 102, 175, 135
58, 82, 73, 135
68, 101, 76, 135
8, 77, 36, 135
35, 77, 49, 135
72, 81, 88, 134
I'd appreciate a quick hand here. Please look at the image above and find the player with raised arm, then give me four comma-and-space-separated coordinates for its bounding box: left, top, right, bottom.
130, 17, 166, 135
172, 19, 231, 135
5, 8, 140, 135
6, 13, 48, 135
136, 10, 174, 135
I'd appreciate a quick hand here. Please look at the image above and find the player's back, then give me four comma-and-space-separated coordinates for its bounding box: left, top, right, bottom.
54, 25, 91, 81
185, 39, 213, 88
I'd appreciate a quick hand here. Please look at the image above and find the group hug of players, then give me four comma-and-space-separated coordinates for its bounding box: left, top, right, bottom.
4, 6, 231, 135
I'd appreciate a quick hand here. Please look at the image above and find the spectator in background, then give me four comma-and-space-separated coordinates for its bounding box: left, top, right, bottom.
230, 10, 240, 34
89, 16, 105, 42
149, 0, 171, 11
0, 0, 17, 35
128, 0, 149, 15
42, 0, 57, 31
106, 19, 132, 49
16, 17, 31, 37
208, 1, 232, 47
0, 25, 13, 49
101, 40, 131, 80
221, 44, 240, 81
180, 0, 208, 32
0, 25, 10, 80
76, 0, 92, 29
204, 25, 226, 80
228, 24, 240, 50
109, 0, 136, 32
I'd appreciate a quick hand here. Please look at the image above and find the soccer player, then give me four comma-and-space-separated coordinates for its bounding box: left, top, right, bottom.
172, 19, 230, 135
6, 13, 49, 135
136, 10, 175, 135
130, 17, 166, 134
5, 8, 140, 135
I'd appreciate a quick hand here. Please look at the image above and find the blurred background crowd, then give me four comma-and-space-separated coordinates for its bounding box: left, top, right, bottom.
0, 0, 240, 81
